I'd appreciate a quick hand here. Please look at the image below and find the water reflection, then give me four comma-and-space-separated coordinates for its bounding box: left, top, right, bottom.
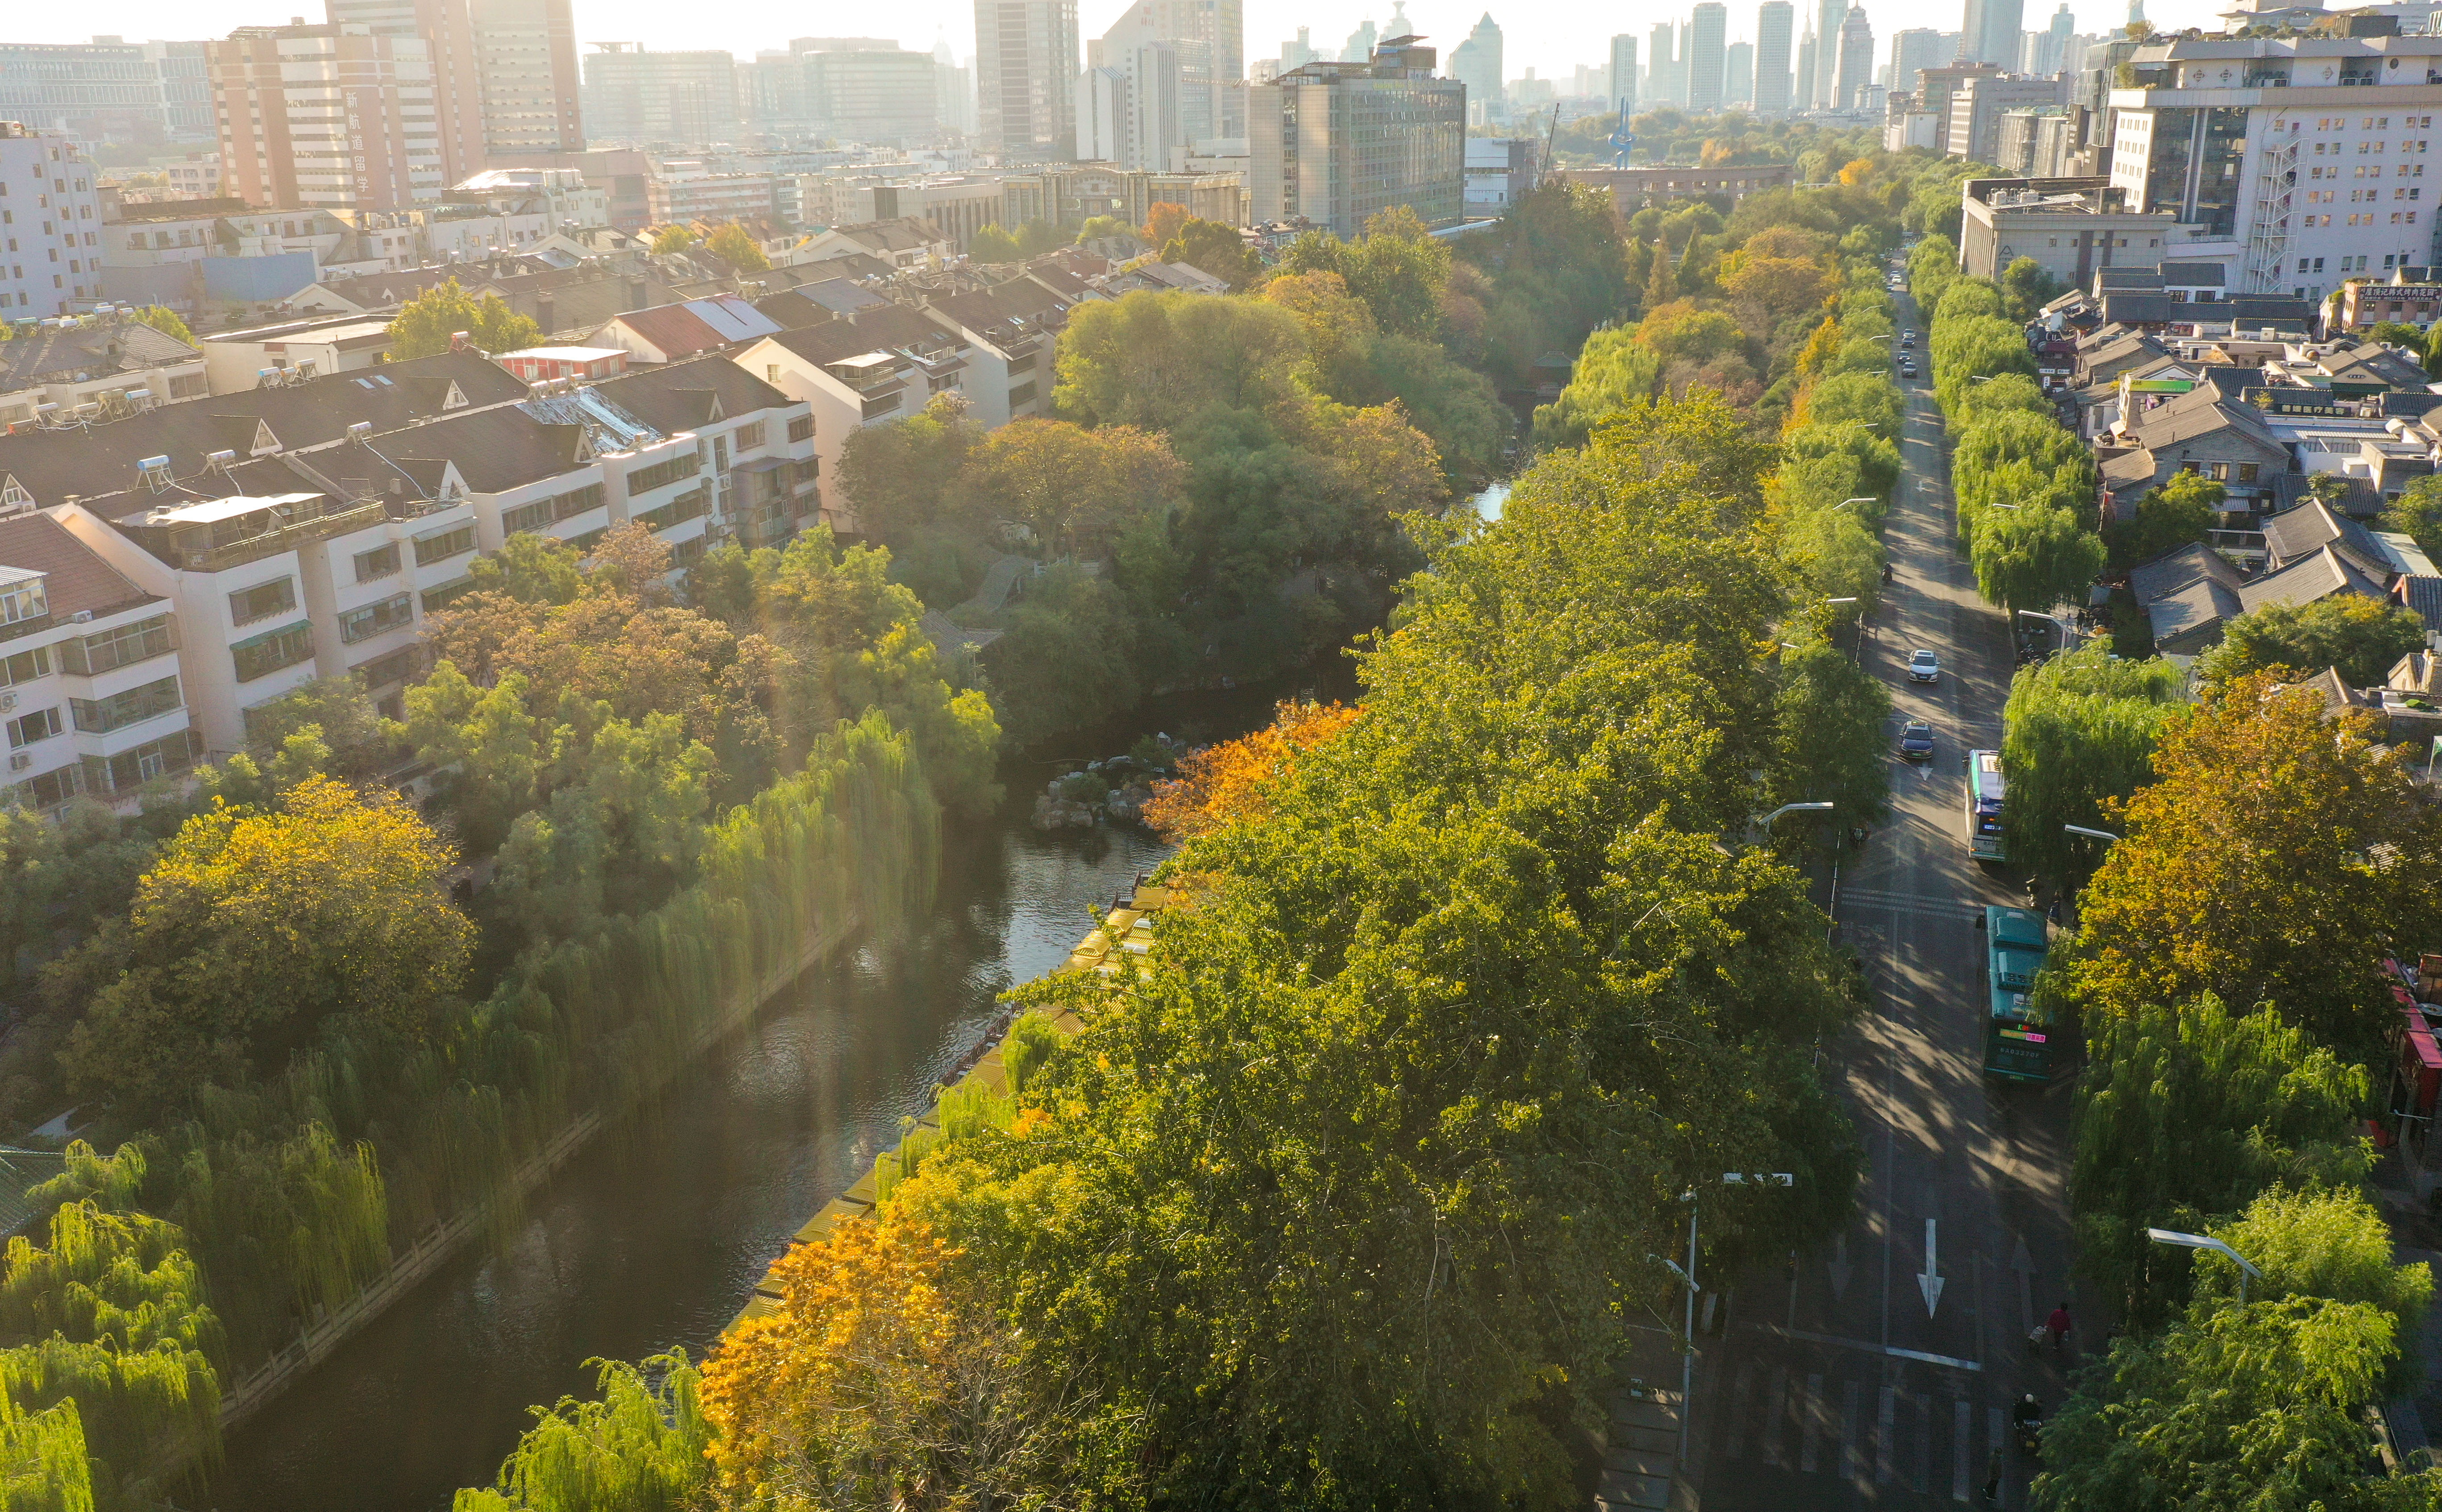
208, 802, 1173, 1511
1474, 482, 1509, 522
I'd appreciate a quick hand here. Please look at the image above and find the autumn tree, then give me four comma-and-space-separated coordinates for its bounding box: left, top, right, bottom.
2201, 593, 2430, 689
704, 221, 770, 273
2048, 673, 2442, 1060
1142, 201, 1191, 249
960, 418, 1185, 559
1159, 218, 1262, 290
1143, 701, 1360, 840
648, 224, 697, 255
386, 278, 543, 359
129, 305, 192, 345
55, 775, 474, 1116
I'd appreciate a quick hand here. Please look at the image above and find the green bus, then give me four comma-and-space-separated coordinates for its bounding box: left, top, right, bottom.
1964, 749, 2007, 862
1982, 904, 2053, 1081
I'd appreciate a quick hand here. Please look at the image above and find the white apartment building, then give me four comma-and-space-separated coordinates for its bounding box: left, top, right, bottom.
732, 307, 968, 530
0, 124, 108, 318
2108, 33, 2442, 302
921, 281, 1067, 427
0, 315, 208, 432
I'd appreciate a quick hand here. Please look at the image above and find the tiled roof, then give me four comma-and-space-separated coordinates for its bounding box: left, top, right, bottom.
0, 322, 200, 388
608, 303, 726, 359
758, 307, 960, 366
2395, 575, 2442, 636
594, 355, 796, 435
0, 512, 157, 618
2262, 498, 2394, 579
2238, 543, 2385, 615
0, 352, 528, 510
370, 405, 592, 494
826, 218, 940, 253
2160, 260, 2226, 286
2131, 540, 2247, 607
928, 279, 1069, 335
2145, 573, 2243, 643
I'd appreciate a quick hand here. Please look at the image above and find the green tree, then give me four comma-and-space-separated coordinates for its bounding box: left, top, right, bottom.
2069, 994, 2368, 1324
2052, 673, 2442, 1060
2000, 646, 2185, 880
1771, 637, 1892, 833
453, 1352, 710, 1512
386, 278, 543, 358
1055, 289, 1307, 430
968, 224, 1021, 263
959, 418, 1184, 559
1013, 219, 1067, 257
1999, 254, 2063, 320
55, 775, 475, 1117
1971, 504, 2105, 618
2103, 468, 2222, 568
648, 224, 697, 255
1160, 218, 1263, 290
703, 221, 770, 273
833, 392, 984, 547
2202, 593, 2430, 689
2382, 472, 2442, 561
129, 305, 193, 345
2363, 319, 2425, 357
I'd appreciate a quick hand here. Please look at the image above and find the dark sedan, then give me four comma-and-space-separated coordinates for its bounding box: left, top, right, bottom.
1898, 720, 1935, 761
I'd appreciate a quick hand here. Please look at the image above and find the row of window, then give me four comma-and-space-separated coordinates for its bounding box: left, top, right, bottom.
2297, 211, 2419, 227
632, 487, 709, 534
3, 674, 183, 746
624, 452, 702, 497
6, 729, 200, 811
0, 615, 177, 685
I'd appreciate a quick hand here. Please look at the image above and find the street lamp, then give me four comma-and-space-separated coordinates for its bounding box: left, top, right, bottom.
2018, 608, 2077, 651
1753, 801, 1835, 828
1662, 1173, 1796, 1464
2063, 824, 2120, 843
2147, 1227, 2262, 1304
1841, 497, 1877, 509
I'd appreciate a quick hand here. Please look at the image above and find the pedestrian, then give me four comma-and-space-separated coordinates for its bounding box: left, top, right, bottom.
2047, 897, 2063, 927
2046, 1301, 2073, 1355
1981, 1449, 2002, 1502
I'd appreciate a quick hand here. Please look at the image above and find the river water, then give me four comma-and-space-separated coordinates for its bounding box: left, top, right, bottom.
204, 679, 1320, 1510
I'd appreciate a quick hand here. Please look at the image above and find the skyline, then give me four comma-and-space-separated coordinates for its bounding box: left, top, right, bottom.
5, 0, 2220, 91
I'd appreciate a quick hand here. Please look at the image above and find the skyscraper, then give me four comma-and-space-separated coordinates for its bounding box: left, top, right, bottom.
1339, 16, 1376, 63
1961, 0, 2025, 70
1794, 25, 1816, 113
1814, 0, 1846, 106
1886, 27, 1947, 95
1090, 0, 1240, 144
1835, 5, 1873, 109
1688, 3, 1728, 111
1610, 33, 1638, 116
2030, 1, 2074, 74
1450, 14, 1504, 123
1075, 37, 1178, 167
1648, 22, 1678, 106
1727, 40, 1754, 107
580, 44, 741, 145
323, 0, 483, 182
467, 0, 584, 156
975, 0, 1080, 162
1281, 27, 1314, 70
1755, 1, 1794, 114
209, 22, 442, 208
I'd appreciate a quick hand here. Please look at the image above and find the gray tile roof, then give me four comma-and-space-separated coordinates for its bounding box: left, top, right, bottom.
593, 354, 796, 435
2261, 498, 2394, 580
0, 512, 158, 617
0, 321, 199, 388
2131, 540, 2247, 606
2238, 543, 2385, 615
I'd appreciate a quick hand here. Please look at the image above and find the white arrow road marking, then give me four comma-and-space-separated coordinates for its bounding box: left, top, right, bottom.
1918, 1218, 1945, 1317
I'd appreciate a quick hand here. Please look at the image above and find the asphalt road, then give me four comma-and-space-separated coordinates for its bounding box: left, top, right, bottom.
1680, 286, 2085, 1511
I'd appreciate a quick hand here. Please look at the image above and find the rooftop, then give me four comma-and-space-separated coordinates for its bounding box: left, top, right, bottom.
0, 512, 156, 621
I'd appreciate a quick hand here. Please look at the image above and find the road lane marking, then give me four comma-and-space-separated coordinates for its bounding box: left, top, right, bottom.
1877, 1384, 1895, 1484
1763, 1364, 1790, 1467
1801, 1373, 1823, 1472
1953, 1396, 1972, 1502
1725, 1363, 1753, 1462
1844, 1379, 1864, 1484
1915, 1393, 1932, 1495
1743, 1323, 1983, 1372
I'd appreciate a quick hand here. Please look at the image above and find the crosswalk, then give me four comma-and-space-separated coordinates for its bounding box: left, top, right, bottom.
1706, 1360, 2031, 1506
1831, 884, 1988, 923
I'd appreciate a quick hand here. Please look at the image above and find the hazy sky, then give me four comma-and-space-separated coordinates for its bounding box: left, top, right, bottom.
19, 0, 2218, 83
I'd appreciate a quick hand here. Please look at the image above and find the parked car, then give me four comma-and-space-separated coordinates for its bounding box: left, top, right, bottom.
1898, 721, 1935, 761
1908, 649, 1940, 683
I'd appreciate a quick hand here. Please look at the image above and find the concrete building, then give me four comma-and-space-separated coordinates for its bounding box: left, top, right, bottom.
1554, 162, 1795, 211
0, 38, 216, 148
1996, 107, 2076, 176
1795, 28, 1818, 117
1886, 28, 1949, 97
1248, 37, 1463, 237
468, 0, 585, 157
581, 45, 742, 147
2030, 3, 2076, 77
1611, 33, 1640, 118
2106, 32, 2442, 303
1090, 0, 1243, 143
206, 24, 444, 214
322, 0, 486, 186
1728, 42, 1756, 109
1948, 74, 2067, 164
1915, 61, 2003, 153
1811, 0, 1846, 107
1451, 14, 1505, 124
1000, 164, 1248, 227
1959, 175, 2189, 285
1649, 23, 1681, 108
733, 307, 967, 530
1834, 6, 1875, 112
805, 174, 1005, 248
1962, 0, 2026, 71
1689, 5, 1730, 112
1756, 3, 1795, 115
1465, 137, 1542, 214
802, 45, 942, 145
1077, 40, 1184, 171
644, 169, 790, 228
0, 313, 207, 429
0, 124, 107, 317
920, 278, 1067, 427
976, 0, 1081, 164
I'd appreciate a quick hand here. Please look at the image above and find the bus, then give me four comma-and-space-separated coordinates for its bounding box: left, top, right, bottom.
1964, 749, 2006, 862
1982, 905, 2054, 1081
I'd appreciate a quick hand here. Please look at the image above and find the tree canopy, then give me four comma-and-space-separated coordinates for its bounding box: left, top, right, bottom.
387, 278, 543, 359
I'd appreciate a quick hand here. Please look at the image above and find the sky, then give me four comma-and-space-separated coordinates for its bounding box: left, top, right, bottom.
18, 0, 2223, 84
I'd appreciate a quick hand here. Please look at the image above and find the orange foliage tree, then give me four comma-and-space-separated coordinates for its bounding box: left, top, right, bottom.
1142, 201, 1190, 249
1142, 700, 1359, 840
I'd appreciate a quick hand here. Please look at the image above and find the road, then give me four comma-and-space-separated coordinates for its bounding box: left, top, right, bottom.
1676, 285, 2084, 1510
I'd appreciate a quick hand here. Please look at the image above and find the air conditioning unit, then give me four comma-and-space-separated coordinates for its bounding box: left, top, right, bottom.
7, 753, 29, 773
0, 692, 15, 712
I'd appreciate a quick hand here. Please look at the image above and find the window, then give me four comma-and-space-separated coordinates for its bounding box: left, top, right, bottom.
69, 675, 181, 733
624, 452, 701, 496
733, 421, 765, 453
633, 487, 708, 533
13, 762, 82, 809
413, 524, 475, 565
552, 482, 604, 521
228, 576, 297, 626
1009, 381, 1038, 408
0, 645, 49, 686
787, 414, 813, 443
5, 706, 60, 747
338, 592, 413, 644
2238, 462, 2260, 482
501, 498, 553, 535
59, 615, 174, 675
81, 728, 199, 793
231, 621, 312, 682
353, 645, 419, 686
0, 576, 46, 626
354, 543, 400, 582
421, 578, 475, 613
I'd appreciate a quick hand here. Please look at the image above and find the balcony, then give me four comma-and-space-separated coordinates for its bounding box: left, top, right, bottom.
132, 495, 390, 575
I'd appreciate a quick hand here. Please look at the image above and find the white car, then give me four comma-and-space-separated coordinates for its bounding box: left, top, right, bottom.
1908, 649, 1940, 684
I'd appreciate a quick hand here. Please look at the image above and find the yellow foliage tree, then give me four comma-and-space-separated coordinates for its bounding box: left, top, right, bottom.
1143, 700, 1359, 840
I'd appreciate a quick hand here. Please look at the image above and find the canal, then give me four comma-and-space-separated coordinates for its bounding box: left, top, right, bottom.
205, 679, 1321, 1510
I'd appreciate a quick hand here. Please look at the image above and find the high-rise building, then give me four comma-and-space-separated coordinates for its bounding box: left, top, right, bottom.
1813, 0, 1846, 106
468, 0, 584, 156
322, 0, 484, 186
1835, 6, 1874, 110
1962, 0, 2027, 70
1281, 28, 1315, 71
1689, 4, 1729, 111
1250, 36, 1462, 236
1794, 26, 1816, 114
1728, 41, 1755, 107
0, 38, 215, 147
1089, 0, 1241, 145
1450, 14, 1504, 124
1946, 71, 2062, 160
1648, 22, 1679, 107
581, 45, 741, 146
1340, 17, 1376, 64
208, 23, 443, 210
1886, 28, 1948, 96
1075, 38, 1180, 168
934, 38, 976, 137
0, 123, 103, 315
2029, 2, 2075, 75
1755, 2, 1794, 113
803, 46, 942, 144
1915, 59, 1998, 150
1610, 34, 1639, 116
975, 0, 1080, 163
